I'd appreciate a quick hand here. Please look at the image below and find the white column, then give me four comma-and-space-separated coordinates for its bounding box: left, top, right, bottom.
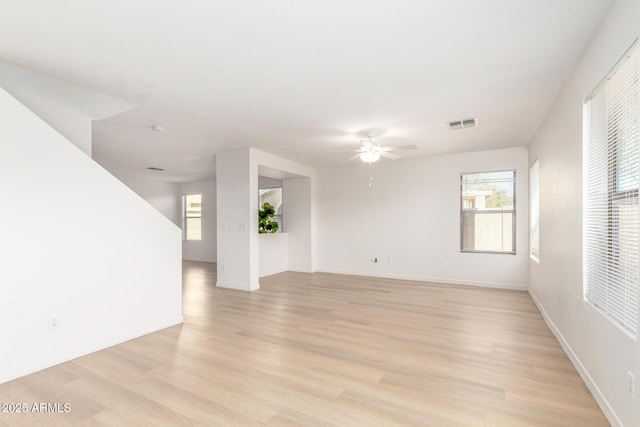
216, 149, 260, 291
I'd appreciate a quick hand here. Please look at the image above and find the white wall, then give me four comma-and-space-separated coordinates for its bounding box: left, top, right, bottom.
317, 147, 529, 289
0, 60, 135, 156
259, 233, 288, 277
284, 177, 314, 272
115, 174, 180, 226
0, 87, 182, 384
180, 179, 217, 262
528, 1, 640, 425
259, 176, 283, 189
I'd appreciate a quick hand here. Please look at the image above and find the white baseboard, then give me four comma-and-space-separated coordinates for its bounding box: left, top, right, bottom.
528, 288, 622, 427
316, 268, 527, 291
0, 315, 183, 385
259, 267, 289, 278
216, 280, 260, 291
286, 267, 314, 274
182, 257, 217, 263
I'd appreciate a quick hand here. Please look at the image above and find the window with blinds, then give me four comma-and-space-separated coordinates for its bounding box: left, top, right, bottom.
583, 40, 639, 337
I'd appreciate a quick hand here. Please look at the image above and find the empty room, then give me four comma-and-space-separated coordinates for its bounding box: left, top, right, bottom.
1, 0, 639, 426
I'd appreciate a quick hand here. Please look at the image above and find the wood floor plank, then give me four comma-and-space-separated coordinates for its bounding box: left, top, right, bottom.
267, 407, 336, 427
0, 261, 609, 426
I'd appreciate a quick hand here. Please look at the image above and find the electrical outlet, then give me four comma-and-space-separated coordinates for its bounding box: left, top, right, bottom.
49, 315, 59, 330
628, 371, 636, 400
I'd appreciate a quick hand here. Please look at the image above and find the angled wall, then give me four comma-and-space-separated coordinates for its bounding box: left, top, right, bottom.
0, 60, 136, 156
0, 86, 182, 384
115, 173, 181, 226
527, 1, 640, 425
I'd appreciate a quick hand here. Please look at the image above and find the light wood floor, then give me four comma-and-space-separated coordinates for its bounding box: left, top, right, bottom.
0, 261, 608, 426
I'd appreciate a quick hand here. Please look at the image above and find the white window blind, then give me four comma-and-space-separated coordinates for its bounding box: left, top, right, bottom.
583, 40, 639, 336
530, 159, 540, 263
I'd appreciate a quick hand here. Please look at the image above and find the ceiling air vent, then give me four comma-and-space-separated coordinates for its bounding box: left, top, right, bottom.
145, 167, 165, 171
448, 117, 478, 130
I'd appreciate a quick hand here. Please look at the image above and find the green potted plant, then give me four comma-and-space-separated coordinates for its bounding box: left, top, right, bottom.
258, 202, 279, 233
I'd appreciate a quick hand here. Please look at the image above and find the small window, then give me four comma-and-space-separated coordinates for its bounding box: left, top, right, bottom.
460, 170, 516, 253
530, 159, 540, 263
259, 187, 283, 232
583, 40, 639, 337
182, 194, 202, 241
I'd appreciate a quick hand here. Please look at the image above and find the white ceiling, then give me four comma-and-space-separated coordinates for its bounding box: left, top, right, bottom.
0, 0, 612, 182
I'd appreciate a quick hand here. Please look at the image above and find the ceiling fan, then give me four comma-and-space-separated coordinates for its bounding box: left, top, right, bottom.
330, 132, 417, 163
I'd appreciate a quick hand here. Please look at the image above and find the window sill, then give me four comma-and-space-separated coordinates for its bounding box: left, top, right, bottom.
460, 250, 516, 255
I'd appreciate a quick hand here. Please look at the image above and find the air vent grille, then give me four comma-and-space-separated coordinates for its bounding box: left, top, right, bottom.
448, 117, 478, 130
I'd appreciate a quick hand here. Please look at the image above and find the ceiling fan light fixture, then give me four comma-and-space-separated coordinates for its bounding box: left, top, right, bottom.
360, 151, 380, 163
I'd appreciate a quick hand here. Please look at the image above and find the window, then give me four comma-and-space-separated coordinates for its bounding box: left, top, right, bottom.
259, 187, 283, 232
182, 194, 202, 241
583, 40, 639, 337
530, 159, 540, 263
461, 170, 516, 253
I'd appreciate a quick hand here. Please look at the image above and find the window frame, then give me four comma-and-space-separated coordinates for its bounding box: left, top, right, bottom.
258, 186, 283, 233
460, 169, 517, 255
182, 193, 202, 241
530, 159, 540, 263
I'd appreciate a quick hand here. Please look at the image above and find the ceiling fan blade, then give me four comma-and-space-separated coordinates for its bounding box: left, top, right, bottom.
327, 149, 364, 152
382, 145, 418, 152
380, 151, 401, 160
348, 153, 362, 161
